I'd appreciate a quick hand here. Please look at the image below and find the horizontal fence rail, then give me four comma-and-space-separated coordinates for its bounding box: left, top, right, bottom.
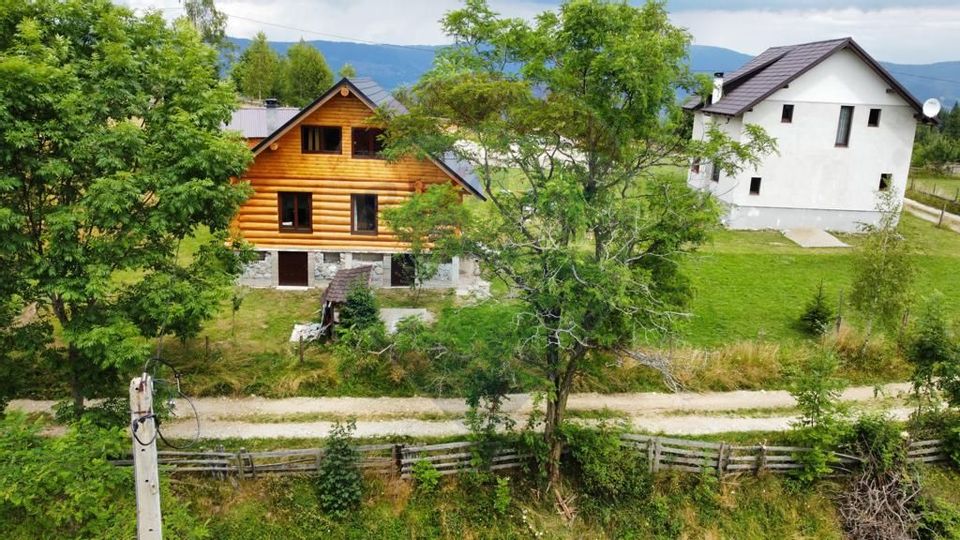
112, 436, 948, 480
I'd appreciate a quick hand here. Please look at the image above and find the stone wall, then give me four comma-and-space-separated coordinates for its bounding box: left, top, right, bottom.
239, 250, 275, 287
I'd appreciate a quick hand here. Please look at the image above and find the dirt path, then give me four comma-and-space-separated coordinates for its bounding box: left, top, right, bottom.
904, 197, 960, 233
8, 383, 912, 438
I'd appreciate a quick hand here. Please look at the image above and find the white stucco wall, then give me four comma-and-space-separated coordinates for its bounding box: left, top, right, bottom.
688, 48, 919, 232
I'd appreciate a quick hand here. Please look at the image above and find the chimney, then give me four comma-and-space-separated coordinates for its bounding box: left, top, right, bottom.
264, 97, 279, 109
711, 72, 724, 104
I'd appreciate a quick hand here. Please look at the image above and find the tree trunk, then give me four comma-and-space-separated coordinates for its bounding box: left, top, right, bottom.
68, 344, 84, 413
542, 341, 584, 487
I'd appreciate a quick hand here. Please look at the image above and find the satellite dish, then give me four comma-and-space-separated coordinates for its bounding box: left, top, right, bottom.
923, 98, 942, 118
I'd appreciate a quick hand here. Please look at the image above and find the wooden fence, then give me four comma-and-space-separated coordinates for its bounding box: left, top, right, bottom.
114, 436, 948, 480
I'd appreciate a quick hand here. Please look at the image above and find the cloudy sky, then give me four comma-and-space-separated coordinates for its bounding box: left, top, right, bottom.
120, 0, 960, 64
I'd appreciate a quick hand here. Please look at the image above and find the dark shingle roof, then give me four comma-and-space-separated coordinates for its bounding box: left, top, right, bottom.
348, 77, 408, 114
321, 266, 373, 304
687, 38, 923, 118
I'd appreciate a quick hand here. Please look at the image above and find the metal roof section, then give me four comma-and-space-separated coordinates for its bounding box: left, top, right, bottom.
688, 37, 925, 118
223, 106, 299, 138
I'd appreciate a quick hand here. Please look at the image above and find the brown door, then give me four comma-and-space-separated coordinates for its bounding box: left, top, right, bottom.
278, 251, 308, 286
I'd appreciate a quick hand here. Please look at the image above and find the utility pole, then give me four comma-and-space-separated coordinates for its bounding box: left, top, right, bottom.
130, 376, 163, 540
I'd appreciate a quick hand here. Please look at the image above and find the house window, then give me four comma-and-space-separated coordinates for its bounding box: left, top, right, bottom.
691, 158, 701, 174
781, 104, 794, 123
711, 164, 720, 182
749, 177, 762, 195
352, 128, 385, 158
323, 252, 342, 264
301, 126, 342, 154
278, 192, 312, 232
351, 194, 378, 234
835, 105, 854, 147
868, 108, 881, 127
879, 173, 892, 191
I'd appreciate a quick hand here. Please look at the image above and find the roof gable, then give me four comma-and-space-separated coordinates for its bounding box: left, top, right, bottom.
244, 77, 484, 200
691, 38, 924, 118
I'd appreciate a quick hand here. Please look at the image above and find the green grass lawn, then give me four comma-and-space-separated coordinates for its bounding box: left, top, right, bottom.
679, 213, 960, 346
910, 170, 960, 199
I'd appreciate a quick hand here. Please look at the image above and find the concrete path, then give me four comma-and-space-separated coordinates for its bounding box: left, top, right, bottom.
8, 383, 912, 439
905, 197, 960, 233
783, 228, 849, 248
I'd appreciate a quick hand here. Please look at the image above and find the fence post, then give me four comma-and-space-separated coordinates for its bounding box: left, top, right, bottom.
835, 289, 844, 332
393, 444, 404, 476
939, 202, 947, 227
652, 439, 662, 473
755, 444, 767, 476
646, 439, 655, 473
130, 376, 163, 540
717, 443, 729, 477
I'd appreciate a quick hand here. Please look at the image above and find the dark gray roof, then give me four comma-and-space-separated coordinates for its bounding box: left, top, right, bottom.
687, 38, 924, 118
348, 77, 408, 115
225, 107, 299, 138
321, 266, 373, 304
437, 152, 483, 198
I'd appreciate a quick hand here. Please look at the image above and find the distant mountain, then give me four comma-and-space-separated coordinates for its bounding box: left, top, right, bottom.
226, 37, 959, 108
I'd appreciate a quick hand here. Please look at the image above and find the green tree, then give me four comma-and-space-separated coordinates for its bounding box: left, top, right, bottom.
231, 31, 284, 101
281, 39, 333, 107
798, 281, 834, 336
789, 351, 849, 483
182, 0, 227, 48
849, 190, 916, 336
315, 421, 362, 516
0, 0, 253, 409
382, 0, 775, 483
383, 184, 468, 294
338, 63, 357, 78
906, 293, 955, 408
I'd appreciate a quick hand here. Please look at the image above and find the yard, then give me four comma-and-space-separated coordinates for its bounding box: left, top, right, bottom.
909, 170, 960, 199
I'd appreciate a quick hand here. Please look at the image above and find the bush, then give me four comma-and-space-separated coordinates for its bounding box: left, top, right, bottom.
315, 421, 362, 516
563, 424, 651, 504
492, 476, 511, 515
906, 293, 956, 407
788, 351, 849, 483
798, 282, 834, 336
0, 413, 206, 539
412, 459, 442, 495
337, 283, 381, 334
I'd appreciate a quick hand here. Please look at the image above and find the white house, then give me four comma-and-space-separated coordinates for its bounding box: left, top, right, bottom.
684, 38, 932, 232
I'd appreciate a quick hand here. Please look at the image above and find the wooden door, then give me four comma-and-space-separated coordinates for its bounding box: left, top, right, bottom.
278, 251, 308, 286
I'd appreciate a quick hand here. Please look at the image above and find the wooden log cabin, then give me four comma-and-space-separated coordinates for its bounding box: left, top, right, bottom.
224, 77, 484, 288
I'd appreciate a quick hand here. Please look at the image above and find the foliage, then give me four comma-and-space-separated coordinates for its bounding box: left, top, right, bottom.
906, 293, 957, 409
492, 476, 512, 516
849, 186, 917, 335
0, 0, 253, 408
798, 282, 834, 336
281, 39, 333, 107
382, 184, 468, 292
0, 413, 207, 539
788, 350, 850, 483
182, 0, 228, 49
839, 413, 920, 540
338, 63, 357, 78
562, 424, 651, 505
338, 283, 382, 334
412, 459, 442, 495
315, 421, 362, 516
913, 104, 960, 173
382, 0, 774, 484
231, 31, 284, 100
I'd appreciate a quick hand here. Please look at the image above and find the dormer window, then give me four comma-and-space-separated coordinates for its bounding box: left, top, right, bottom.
352, 128, 385, 158
301, 126, 341, 154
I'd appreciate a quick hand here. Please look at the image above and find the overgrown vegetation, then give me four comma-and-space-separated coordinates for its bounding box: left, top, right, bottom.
315, 422, 362, 516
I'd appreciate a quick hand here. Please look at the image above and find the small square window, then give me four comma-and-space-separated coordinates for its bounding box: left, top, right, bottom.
879, 173, 892, 191
278, 192, 312, 232
301, 126, 342, 154
781, 104, 794, 123
691, 158, 701, 174
711, 164, 720, 182
749, 177, 762, 195
868, 108, 881, 127
323, 252, 342, 264
256, 251, 269, 261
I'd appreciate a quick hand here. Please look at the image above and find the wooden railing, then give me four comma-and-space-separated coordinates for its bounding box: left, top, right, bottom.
113, 436, 948, 479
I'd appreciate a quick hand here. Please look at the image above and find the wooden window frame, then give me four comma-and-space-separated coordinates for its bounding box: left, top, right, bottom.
351, 127, 385, 159
278, 192, 313, 233
835, 105, 854, 147
350, 193, 378, 235
749, 177, 762, 196
301, 125, 342, 154
781, 104, 794, 123
867, 108, 881, 127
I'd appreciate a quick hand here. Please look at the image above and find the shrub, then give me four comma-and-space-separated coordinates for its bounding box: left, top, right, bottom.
798, 282, 834, 336
788, 351, 849, 483
411, 459, 442, 495
906, 293, 956, 408
337, 283, 381, 334
315, 421, 362, 516
563, 424, 651, 504
493, 476, 511, 516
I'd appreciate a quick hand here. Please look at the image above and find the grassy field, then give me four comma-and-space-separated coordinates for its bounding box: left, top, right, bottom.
911, 170, 960, 198
679, 213, 960, 347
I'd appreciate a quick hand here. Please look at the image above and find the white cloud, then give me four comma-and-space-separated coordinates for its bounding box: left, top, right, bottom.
672, 7, 960, 64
